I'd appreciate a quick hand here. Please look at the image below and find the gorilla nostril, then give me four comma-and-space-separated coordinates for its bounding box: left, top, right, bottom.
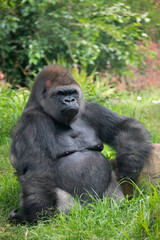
71, 98, 76, 102
64, 98, 70, 103
64, 97, 75, 103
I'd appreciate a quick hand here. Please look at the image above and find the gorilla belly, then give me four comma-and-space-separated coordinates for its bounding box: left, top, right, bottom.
55, 151, 111, 201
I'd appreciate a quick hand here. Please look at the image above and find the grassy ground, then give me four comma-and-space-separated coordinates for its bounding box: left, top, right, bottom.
0, 85, 160, 240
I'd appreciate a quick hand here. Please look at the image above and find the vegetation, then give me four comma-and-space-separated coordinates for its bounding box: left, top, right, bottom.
1, 0, 159, 86
0, 70, 160, 239
0, 0, 160, 239
127, 0, 160, 41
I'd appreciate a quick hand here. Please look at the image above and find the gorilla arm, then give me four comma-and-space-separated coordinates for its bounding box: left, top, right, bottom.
85, 102, 152, 180
9, 110, 57, 222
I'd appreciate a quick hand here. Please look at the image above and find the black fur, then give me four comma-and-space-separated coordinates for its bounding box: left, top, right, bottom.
8, 65, 152, 222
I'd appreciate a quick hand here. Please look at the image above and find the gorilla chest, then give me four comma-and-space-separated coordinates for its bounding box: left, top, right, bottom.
53, 120, 109, 200
55, 118, 103, 158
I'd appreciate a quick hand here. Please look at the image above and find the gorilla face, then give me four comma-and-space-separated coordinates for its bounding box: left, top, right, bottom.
42, 83, 82, 125
52, 86, 80, 115
32, 65, 84, 125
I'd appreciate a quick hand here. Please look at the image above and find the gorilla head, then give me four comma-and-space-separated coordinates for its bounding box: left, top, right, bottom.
26, 65, 84, 125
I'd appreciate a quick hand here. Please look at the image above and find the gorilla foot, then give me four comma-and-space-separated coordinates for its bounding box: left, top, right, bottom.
8, 209, 23, 222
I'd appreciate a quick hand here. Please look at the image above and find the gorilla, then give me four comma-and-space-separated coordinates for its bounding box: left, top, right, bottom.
8, 65, 152, 222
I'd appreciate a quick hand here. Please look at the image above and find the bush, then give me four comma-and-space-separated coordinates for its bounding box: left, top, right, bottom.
0, 0, 150, 86
126, 0, 160, 41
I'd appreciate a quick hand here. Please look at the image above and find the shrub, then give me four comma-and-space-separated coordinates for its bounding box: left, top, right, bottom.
0, 0, 150, 86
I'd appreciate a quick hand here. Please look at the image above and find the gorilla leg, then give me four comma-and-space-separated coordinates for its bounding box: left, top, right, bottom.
104, 171, 125, 201
8, 172, 75, 222
8, 191, 55, 222
8, 171, 58, 222
8, 188, 75, 222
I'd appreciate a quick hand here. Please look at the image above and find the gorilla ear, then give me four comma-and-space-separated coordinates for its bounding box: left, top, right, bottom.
45, 80, 52, 88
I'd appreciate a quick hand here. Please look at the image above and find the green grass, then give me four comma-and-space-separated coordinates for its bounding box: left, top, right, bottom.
0, 85, 160, 240
0, 88, 29, 143
104, 88, 160, 143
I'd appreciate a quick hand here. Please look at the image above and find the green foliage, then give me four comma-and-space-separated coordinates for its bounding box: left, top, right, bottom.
126, 0, 160, 41
0, 0, 150, 86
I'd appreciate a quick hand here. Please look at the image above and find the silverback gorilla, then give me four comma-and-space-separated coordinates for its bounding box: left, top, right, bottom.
8, 65, 152, 222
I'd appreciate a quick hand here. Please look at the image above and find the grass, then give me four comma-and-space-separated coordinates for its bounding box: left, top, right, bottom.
106, 88, 160, 143
0, 82, 160, 240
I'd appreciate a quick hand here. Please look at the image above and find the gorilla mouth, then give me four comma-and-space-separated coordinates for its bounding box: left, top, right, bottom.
61, 106, 79, 120
62, 106, 79, 113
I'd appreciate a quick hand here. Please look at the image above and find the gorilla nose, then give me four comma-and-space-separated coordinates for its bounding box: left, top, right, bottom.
64, 97, 76, 104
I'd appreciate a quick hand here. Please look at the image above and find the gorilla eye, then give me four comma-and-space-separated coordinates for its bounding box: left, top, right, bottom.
71, 90, 78, 94
57, 90, 65, 96
57, 89, 78, 96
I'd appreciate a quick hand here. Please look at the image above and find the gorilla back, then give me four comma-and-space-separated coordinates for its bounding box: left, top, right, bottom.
9, 65, 152, 222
